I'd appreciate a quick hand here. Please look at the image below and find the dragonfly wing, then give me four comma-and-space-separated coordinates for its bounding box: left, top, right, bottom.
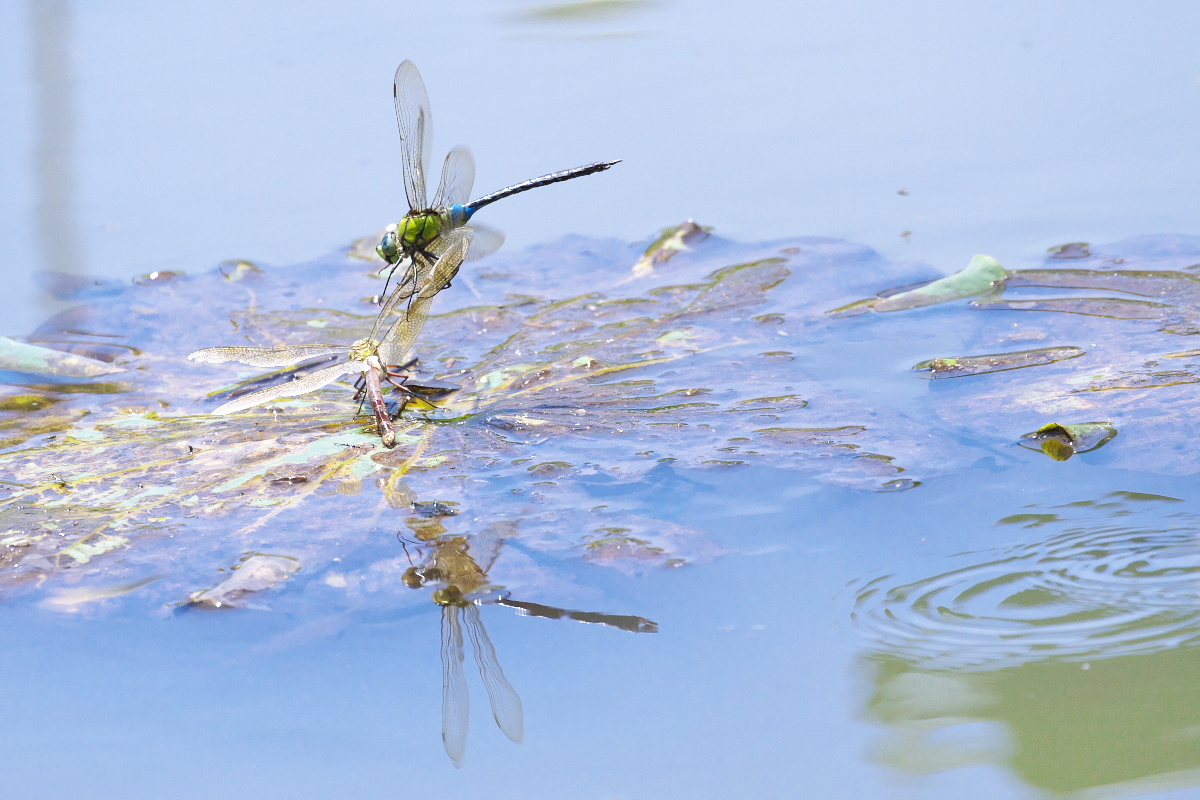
188, 344, 347, 368
377, 229, 471, 366
368, 254, 426, 344
209, 362, 355, 414
393, 60, 432, 212
431, 146, 475, 210
464, 604, 524, 744
441, 605, 470, 767
465, 222, 505, 261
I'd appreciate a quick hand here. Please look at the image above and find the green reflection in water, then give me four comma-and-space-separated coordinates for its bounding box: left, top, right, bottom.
855, 491, 1200, 796
864, 648, 1200, 796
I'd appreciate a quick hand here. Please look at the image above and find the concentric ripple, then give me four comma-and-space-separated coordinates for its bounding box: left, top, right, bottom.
853, 498, 1200, 667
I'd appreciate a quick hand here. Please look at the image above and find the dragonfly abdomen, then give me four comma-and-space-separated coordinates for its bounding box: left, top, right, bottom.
461, 159, 620, 218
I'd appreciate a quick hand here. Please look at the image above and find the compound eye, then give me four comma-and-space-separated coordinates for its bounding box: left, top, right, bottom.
377, 230, 399, 263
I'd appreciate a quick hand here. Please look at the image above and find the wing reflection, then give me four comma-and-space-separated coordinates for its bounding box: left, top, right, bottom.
399, 506, 655, 766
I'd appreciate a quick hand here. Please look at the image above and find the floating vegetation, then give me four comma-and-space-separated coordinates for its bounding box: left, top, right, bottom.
827, 254, 1006, 317
189, 554, 301, 608
0, 336, 125, 377
0, 225, 955, 610
1047, 241, 1092, 259
913, 346, 1085, 378
1018, 421, 1117, 460
630, 220, 711, 279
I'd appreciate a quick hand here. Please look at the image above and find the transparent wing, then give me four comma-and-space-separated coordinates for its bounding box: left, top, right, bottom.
209, 362, 355, 415
464, 604, 524, 744
441, 605, 470, 767
393, 60, 432, 212
431, 146, 475, 210
376, 229, 472, 366
188, 344, 347, 368
465, 222, 505, 261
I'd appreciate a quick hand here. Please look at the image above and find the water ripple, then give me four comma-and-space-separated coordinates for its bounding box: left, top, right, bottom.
853, 496, 1200, 667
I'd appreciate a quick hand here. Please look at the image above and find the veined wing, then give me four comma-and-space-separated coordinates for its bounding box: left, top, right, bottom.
441, 605, 470, 767
465, 222, 504, 261
210, 362, 356, 415
375, 229, 472, 366
393, 60, 432, 212
188, 344, 348, 368
431, 145, 475, 211
463, 604, 524, 744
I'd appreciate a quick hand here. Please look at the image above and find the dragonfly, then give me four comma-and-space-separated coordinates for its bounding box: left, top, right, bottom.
399, 512, 657, 766
374, 60, 619, 286
187, 229, 471, 448
398, 516, 523, 768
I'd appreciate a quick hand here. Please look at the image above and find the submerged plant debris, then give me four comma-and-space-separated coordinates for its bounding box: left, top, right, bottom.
913, 346, 1085, 379
4, 228, 1200, 613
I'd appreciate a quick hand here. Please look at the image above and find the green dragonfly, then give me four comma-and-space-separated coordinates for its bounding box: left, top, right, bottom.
188, 229, 471, 447
375, 60, 619, 276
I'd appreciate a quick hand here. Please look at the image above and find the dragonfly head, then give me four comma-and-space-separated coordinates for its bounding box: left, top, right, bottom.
376, 225, 401, 264
402, 566, 427, 589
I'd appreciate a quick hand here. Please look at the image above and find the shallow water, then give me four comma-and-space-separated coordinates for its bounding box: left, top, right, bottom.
5, 3, 1200, 799
3, 228, 1200, 798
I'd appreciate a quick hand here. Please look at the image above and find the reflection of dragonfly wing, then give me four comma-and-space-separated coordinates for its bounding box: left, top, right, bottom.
210, 362, 356, 414
375, 229, 472, 367
441, 605, 470, 767
465, 222, 505, 261
393, 60, 432, 213
463, 603, 524, 744
431, 145, 475, 210
188, 344, 348, 368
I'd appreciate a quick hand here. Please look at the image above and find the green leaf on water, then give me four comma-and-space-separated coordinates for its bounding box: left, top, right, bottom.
1018, 422, 1117, 461
913, 347, 1086, 379
0, 337, 125, 377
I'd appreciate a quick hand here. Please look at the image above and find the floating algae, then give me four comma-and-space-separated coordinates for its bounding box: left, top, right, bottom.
0, 225, 962, 610
8, 229, 1200, 610
913, 347, 1086, 379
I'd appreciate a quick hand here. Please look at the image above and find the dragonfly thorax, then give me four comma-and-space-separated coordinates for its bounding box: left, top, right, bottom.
348, 338, 380, 362
377, 212, 453, 265
399, 211, 443, 248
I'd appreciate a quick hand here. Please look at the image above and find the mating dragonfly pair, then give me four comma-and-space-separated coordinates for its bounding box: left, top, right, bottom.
189, 61, 618, 446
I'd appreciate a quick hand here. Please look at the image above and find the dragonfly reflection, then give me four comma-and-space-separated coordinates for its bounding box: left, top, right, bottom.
400, 509, 656, 766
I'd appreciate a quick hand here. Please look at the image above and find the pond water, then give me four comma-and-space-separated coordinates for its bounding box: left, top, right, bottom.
3, 3, 1200, 799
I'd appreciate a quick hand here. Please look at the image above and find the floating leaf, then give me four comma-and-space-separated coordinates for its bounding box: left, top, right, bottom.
1018, 422, 1117, 461
42, 575, 159, 611
1047, 242, 1092, 259
913, 347, 1085, 379
189, 554, 301, 608
58, 535, 129, 564
630, 220, 711, 279
0, 337, 124, 377
828, 254, 1006, 316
